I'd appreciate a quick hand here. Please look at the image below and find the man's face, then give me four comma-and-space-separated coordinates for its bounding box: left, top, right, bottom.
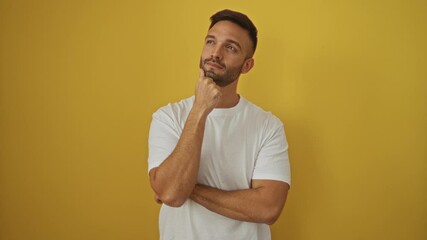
200, 20, 254, 87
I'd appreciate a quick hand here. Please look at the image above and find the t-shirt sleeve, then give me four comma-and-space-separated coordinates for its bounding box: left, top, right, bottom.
147, 110, 180, 173
252, 123, 291, 185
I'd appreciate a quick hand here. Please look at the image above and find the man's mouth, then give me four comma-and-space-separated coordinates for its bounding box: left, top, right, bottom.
205, 60, 225, 70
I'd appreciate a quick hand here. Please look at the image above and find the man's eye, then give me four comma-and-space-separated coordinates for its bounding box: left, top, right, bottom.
226, 45, 236, 51
206, 40, 214, 44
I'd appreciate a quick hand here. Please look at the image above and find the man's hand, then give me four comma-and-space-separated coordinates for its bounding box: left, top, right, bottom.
194, 69, 221, 114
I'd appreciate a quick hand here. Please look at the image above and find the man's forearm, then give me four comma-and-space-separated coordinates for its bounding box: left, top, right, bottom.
150, 108, 208, 207
190, 181, 289, 225
149, 71, 222, 207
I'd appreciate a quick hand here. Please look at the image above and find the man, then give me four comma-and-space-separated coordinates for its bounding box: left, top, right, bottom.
148, 9, 291, 240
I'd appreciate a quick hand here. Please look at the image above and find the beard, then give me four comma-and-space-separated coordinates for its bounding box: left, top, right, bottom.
199, 57, 243, 87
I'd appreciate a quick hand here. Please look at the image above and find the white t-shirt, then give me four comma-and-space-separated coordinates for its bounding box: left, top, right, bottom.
148, 96, 291, 240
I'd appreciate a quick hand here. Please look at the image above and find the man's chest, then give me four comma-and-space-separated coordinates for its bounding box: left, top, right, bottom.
197, 119, 263, 190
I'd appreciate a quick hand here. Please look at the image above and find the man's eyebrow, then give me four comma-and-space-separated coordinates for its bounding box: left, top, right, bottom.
205, 35, 216, 40
205, 35, 242, 50
225, 39, 242, 50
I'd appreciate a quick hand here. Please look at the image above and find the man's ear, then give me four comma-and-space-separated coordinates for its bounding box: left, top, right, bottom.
241, 58, 254, 74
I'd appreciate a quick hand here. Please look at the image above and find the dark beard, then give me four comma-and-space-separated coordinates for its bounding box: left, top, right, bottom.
199, 57, 243, 87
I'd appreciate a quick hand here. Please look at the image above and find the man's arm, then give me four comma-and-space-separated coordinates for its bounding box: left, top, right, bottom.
190, 180, 290, 225
149, 70, 221, 207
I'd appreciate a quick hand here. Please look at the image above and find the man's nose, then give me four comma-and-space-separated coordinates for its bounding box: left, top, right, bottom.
210, 46, 223, 60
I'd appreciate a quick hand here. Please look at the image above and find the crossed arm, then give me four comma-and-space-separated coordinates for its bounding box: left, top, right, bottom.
152, 169, 289, 225
190, 180, 289, 225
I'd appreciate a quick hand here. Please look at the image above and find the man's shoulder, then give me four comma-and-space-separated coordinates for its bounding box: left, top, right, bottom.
242, 97, 283, 127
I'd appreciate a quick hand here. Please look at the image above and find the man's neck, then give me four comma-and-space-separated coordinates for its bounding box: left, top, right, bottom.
215, 80, 240, 108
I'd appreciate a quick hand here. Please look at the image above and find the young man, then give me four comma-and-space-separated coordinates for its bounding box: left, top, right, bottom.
148, 9, 291, 240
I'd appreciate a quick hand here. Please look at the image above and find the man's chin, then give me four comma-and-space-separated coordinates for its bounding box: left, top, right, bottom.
205, 71, 218, 79
204, 70, 235, 87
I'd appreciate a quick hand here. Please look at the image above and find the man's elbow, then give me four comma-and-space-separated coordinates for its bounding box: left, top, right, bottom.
151, 186, 188, 207
264, 212, 281, 225
262, 205, 284, 225
149, 170, 186, 207
159, 193, 187, 208
149, 169, 192, 207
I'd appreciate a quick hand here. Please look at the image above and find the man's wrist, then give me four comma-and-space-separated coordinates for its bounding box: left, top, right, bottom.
190, 105, 210, 121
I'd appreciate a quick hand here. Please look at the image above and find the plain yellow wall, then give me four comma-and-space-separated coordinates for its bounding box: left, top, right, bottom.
1, 0, 426, 239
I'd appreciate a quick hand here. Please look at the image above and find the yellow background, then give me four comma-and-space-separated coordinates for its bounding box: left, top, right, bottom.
1, 0, 426, 239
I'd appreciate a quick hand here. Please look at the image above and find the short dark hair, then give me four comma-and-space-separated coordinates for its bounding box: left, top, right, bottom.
209, 9, 258, 55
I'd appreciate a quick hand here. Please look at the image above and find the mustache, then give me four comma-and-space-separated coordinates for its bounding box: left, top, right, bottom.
203, 58, 226, 68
